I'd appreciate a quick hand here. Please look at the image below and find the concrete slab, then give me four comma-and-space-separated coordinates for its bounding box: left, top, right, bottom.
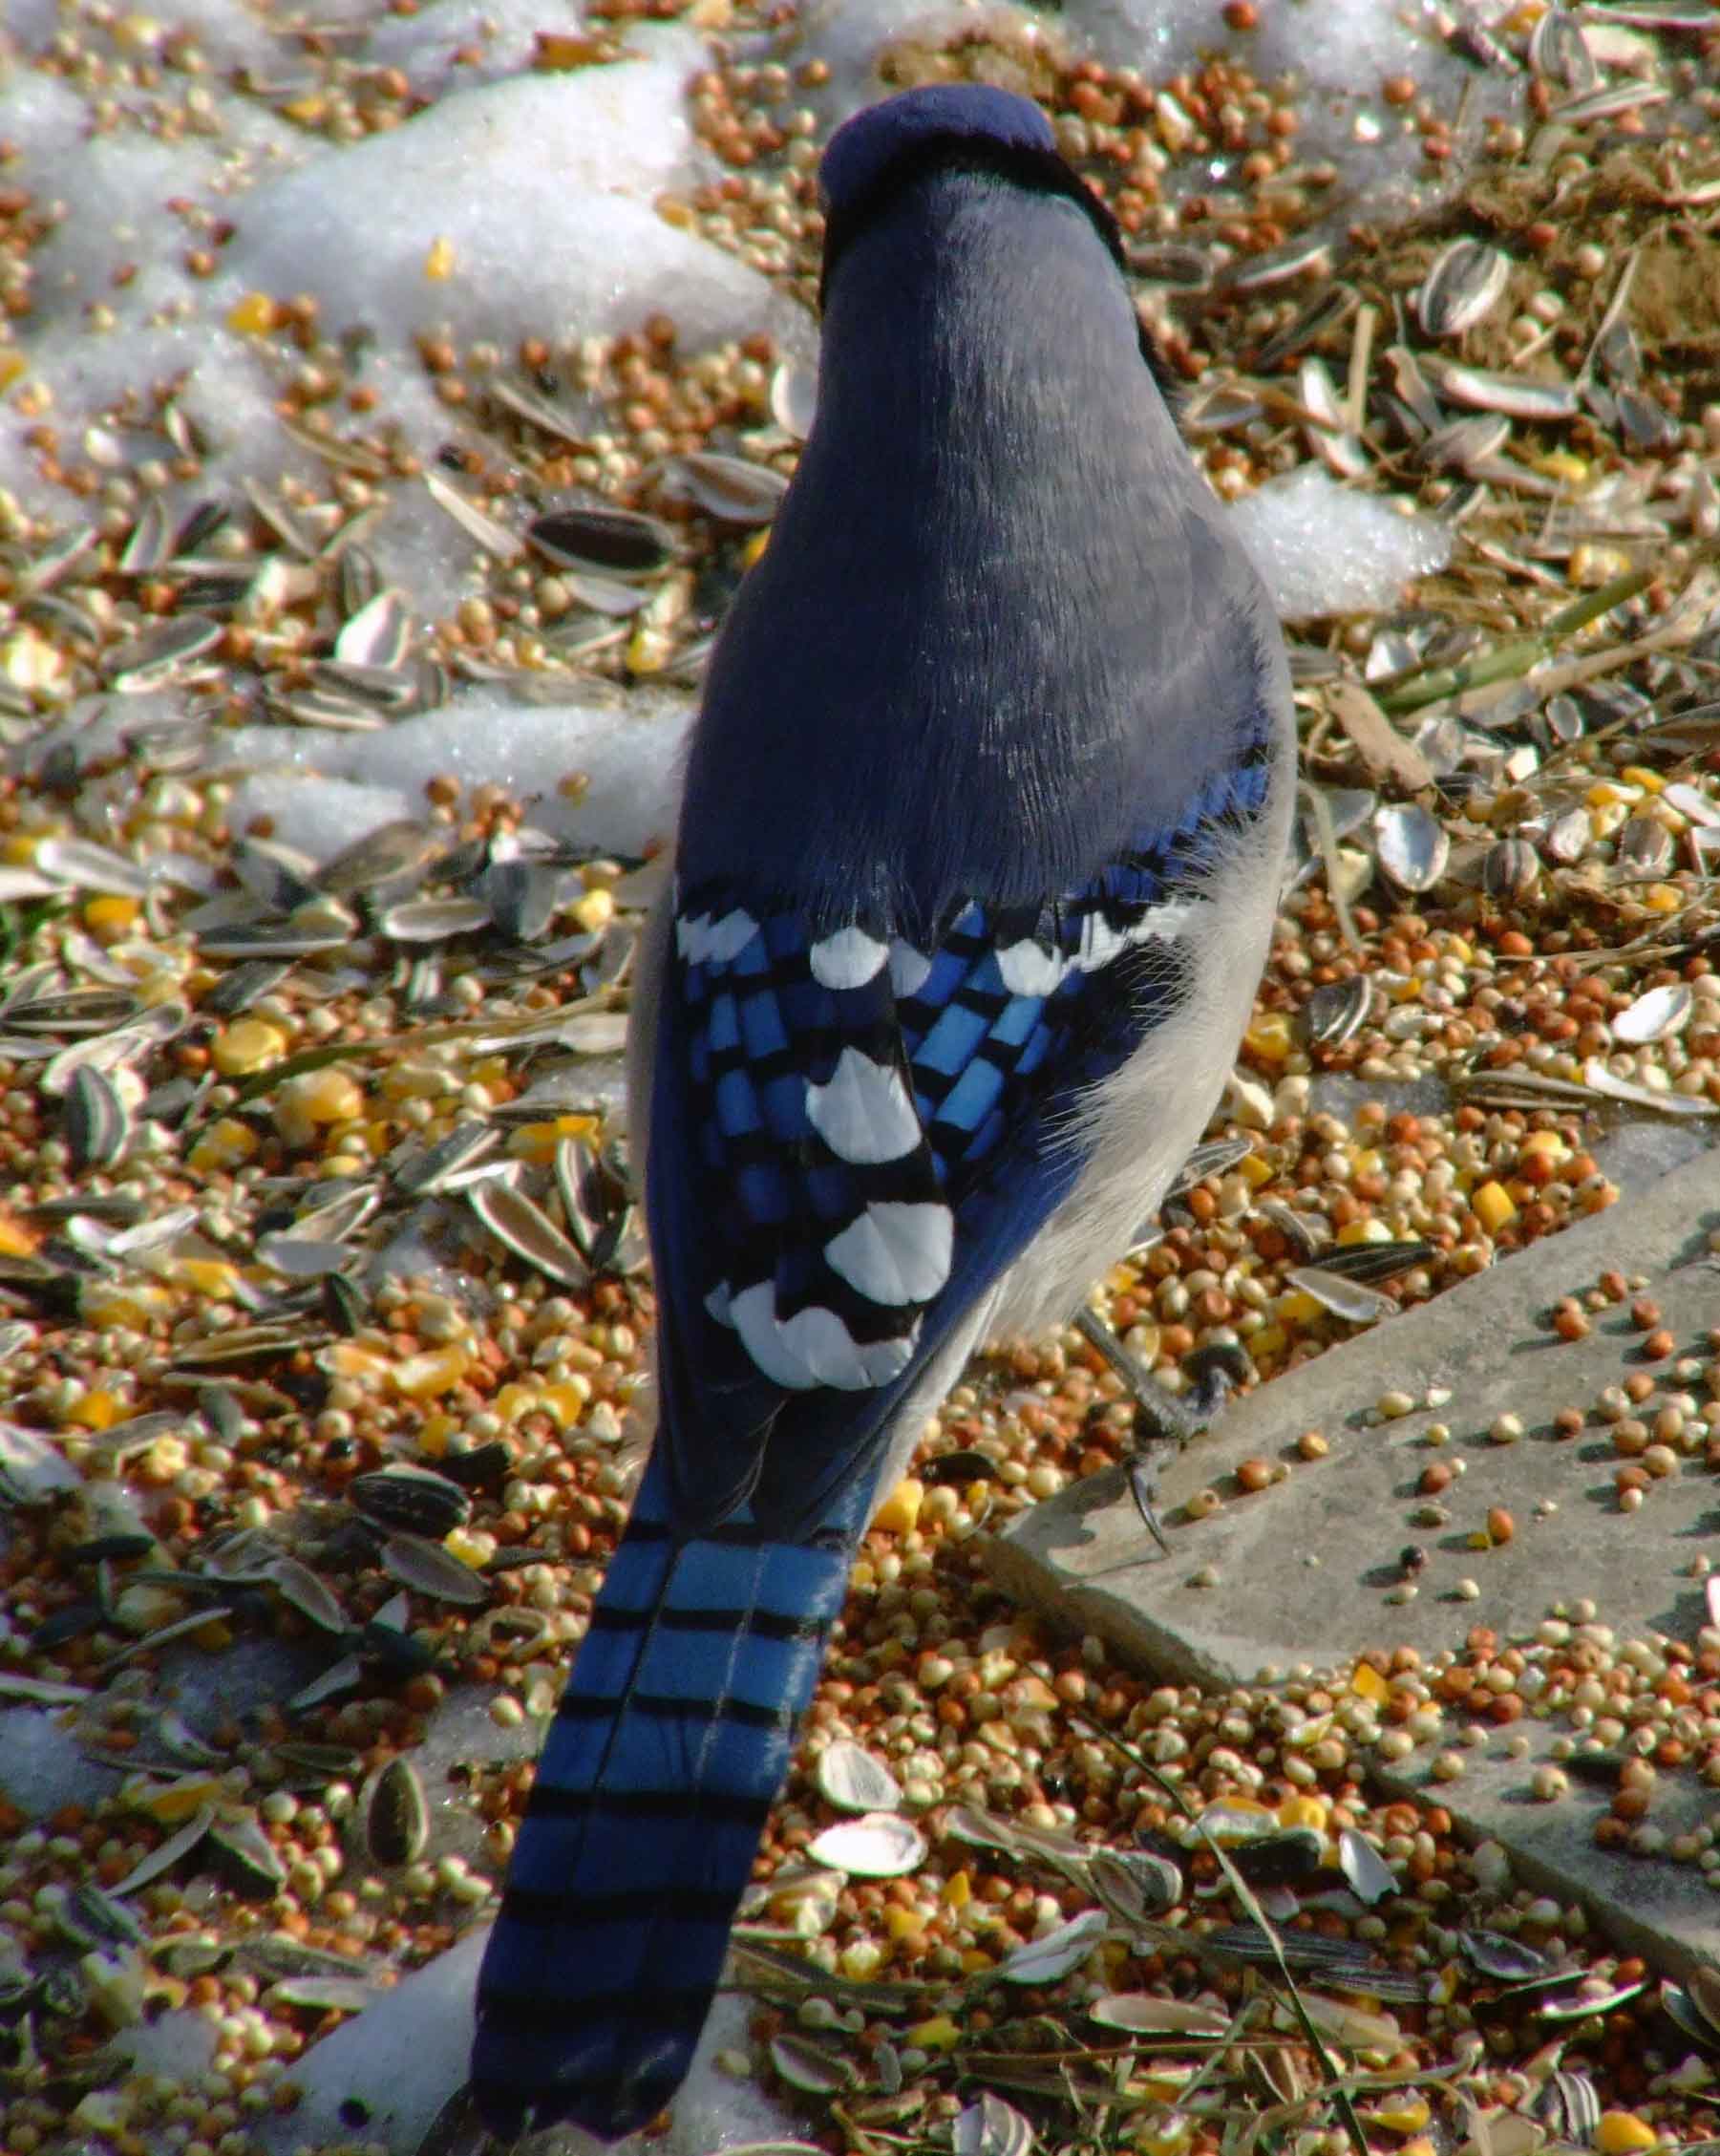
983, 1144, 1720, 1971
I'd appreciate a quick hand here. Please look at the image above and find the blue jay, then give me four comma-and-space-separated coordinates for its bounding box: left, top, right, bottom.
471, 81, 1293, 2142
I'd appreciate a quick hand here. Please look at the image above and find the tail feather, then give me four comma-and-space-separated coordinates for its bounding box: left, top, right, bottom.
470, 1454, 864, 2141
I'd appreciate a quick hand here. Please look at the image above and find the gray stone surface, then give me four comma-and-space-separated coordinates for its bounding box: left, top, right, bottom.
983, 1142, 1720, 1970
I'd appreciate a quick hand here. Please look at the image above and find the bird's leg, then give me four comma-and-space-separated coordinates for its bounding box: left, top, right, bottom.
1072, 1309, 1253, 1556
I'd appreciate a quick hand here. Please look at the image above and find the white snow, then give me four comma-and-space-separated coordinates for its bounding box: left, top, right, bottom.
218, 35, 801, 356
0, 23, 816, 557
0, 1704, 122, 1815
1230, 462, 1454, 623
252, 1927, 801, 2156
221, 688, 691, 864
1065, 0, 1524, 229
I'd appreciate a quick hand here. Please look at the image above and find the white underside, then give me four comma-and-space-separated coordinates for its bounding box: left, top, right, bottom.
986, 794, 1291, 1344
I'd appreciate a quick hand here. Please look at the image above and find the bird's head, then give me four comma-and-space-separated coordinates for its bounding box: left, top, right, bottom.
817, 82, 1126, 305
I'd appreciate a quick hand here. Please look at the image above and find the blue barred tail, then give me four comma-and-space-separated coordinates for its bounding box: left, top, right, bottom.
469, 1453, 863, 2141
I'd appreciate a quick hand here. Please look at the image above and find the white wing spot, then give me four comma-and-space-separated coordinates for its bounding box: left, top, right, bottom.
806, 1047, 921, 1163
809, 926, 889, 989
677, 907, 760, 964
1127, 896, 1204, 947
888, 940, 932, 998
1074, 911, 1129, 973
824, 1202, 953, 1307
996, 939, 1066, 996
730, 1283, 917, 1391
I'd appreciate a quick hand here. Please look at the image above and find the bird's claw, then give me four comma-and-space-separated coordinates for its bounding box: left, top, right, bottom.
1073, 1307, 1255, 1558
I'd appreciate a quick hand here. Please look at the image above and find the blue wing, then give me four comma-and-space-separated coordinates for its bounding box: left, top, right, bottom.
649, 751, 1274, 1538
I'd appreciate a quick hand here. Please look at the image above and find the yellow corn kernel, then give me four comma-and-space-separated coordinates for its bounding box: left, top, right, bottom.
1370, 2104, 1432, 2138
188, 1117, 261, 1172
424, 235, 456, 280
0, 1216, 37, 1258
840, 1941, 884, 1981
393, 1347, 471, 1398
1642, 884, 1682, 914
1276, 1291, 1326, 1326
571, 887, 613, 934
83, 894, 139, 937
884, 1906, 924, 1941
1200, 1797, 1272, 1837
315, 1153, 370, 1181
907, 2015, 963, 2049
1238, 1150, 1274, 1187
210, 1017, 288, 1077
418, 1414, 459, 1458
944, 1870, 971, 1910
1244, 1012, 1293, 1062
626, 623, 668, 673
64, 1389, 127, 1431
872, 1477, 923, 1534
226, 290, 278, 334
1618, 766, 1664, 794
290, 1068, 364, 1123
322, 1341, 392, 1383
1335, 1217, 1391, 1246
444, 1528, 492, 1567
1472, 1181, 1518, 1233
380, 1061, 458, 1100
1596, 2114, 1660, 2156
124, 1773, 227, 1825
1531, 449, 1587, 484
1349, 1661, 1389, 1705
82, 1283, 171, 1328
1276, 1792, 1329, 1831
1519, 1129, 1568, 1160
540, 1380, 592, 1426
169, 1258, 241, 1298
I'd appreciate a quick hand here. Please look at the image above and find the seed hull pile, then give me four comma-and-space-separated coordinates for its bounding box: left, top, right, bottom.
5, 3, 1720, 2154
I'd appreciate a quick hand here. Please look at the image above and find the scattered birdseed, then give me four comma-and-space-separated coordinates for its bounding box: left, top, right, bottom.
2, 4, 1720, 2151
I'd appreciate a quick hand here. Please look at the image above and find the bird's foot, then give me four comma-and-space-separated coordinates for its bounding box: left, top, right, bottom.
1072, 1308, 1254, 1556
